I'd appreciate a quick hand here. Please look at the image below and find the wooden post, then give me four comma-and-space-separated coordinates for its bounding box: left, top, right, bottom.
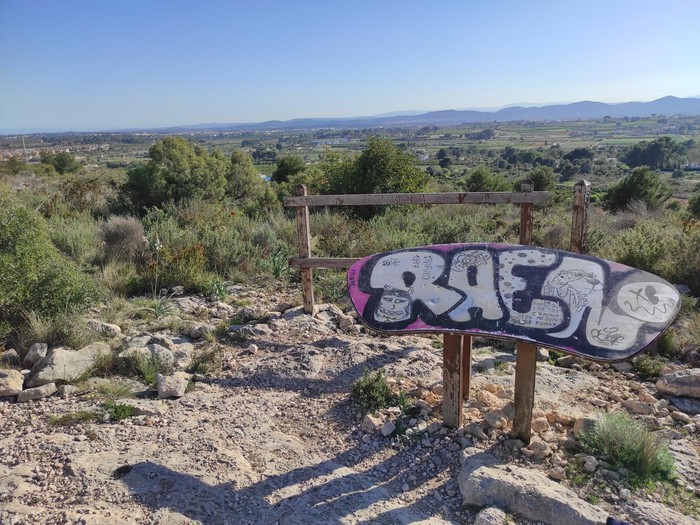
512, 342, 537, 442
514, 180, 537, 442
570, 180, 591, 254
295, 184, 315, 314
519, 180, 534, 245
461, 334, 472, 401
442, 333, 463, 428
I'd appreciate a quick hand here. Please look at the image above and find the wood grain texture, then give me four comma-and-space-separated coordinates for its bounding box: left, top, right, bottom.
513, 342, 537, 443
442, 333, 464, 429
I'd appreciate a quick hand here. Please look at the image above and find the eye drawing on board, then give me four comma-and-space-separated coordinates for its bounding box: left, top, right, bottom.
543, 269, 603, 311
617, 282, 677, 323
374, 286, 413, 323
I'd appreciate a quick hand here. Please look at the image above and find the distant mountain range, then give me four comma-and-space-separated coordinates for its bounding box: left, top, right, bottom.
160, 96, 700, 133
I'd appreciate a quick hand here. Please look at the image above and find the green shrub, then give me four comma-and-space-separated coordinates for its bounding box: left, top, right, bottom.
99, 215, 145, 262
22, 310, 100, 350
600, 219, 677, 275
579, 412, 675, 484
632, 354, 666, 380
49, 213, 100, 266
119, 353, 172, 386
100, 260, 139, 297
102, 400, 134, 421
351, 368, 396, 412
314, 270, 347, 303
186, 345, 222, 375
602, 167, 671, 213
0, 185, 103, 344
689, 193, 700, 219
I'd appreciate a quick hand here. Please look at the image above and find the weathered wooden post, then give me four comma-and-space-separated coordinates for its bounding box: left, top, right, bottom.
442, 334, 464, 428
513, 180, 537, 443
461, 334, 472, 401
570, 180, 591, 254
294, 184, 315, 314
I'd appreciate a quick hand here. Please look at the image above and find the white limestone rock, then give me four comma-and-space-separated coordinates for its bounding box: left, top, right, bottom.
0, 369, 24, 396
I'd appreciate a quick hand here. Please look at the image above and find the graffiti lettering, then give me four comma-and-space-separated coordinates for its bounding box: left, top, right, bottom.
349, 244, 681, 362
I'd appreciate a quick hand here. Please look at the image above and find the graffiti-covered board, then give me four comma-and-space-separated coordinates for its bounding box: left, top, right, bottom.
347, 244, 681, 362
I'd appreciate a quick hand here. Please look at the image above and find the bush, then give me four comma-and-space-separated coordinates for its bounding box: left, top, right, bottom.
0, 185, 103, 343
49, 213, 101, 266
138, 242, 207, 293
602, 167, 671, 213
22, 310, 99, 351
600, 219, 678, 276
689, 193, 700, 219
99, 215, 145, 262
632, 354, 666, 380
579, 412, 675, 484
351, 368, 396, 412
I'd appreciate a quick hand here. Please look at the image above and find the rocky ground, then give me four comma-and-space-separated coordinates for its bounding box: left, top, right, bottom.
1, 284, 699, 525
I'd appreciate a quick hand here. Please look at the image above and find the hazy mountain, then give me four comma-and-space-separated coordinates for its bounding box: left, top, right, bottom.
163, 96, 700, 132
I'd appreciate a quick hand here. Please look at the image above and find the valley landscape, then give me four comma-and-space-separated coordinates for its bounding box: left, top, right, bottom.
2, 1, 700, 523
2, 101, 700, 524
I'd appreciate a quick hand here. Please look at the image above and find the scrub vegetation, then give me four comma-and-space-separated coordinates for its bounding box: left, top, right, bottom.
1, 117, 700, 351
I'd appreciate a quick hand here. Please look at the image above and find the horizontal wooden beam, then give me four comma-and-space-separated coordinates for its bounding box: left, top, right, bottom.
283, 191, 549, 208
289, 257, 359, 269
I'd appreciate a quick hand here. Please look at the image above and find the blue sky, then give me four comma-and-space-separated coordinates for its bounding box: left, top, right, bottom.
1, 0, 699, 131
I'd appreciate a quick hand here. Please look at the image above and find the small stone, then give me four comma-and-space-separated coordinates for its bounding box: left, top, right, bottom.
361, 414, 383, 433
522, 437, 550, 459
464, 422, 488, 440
531, 416, 550, 433
381, 421, 396, 436
23, 343, 48, 368
474, 506, 508, 525
483, 383, 499, 394
0, 368, 24, 396
639, 391, 657, 404
401, 483, 409, 492
17, 382, 57, 402
57, 384, 81, 399
247, 344, 258, 354
536, 347, 550, 362
556, 355, 576, 368
599, 468, 620, 481
547, 466, 566, 481
427, 421, 442, 434
190, 324, 215, 340
86, 319, 122, 338
619, 488, 631, 500
484, 411, 508, 429
503, 438, 525, 451
622, 399, 654, 415
581, 455, 598, 472
671, 411, 692, 424
155, 372, 190, 398
611, 361, 634, 373
361, 434, 371, 443
478, 390, 500, 407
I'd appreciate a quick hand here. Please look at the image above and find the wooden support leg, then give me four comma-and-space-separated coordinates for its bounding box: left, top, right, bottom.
442, 333, 463, 428
461, 334, 472, 401
300, 268, 315, 314
513, 342, 537, 443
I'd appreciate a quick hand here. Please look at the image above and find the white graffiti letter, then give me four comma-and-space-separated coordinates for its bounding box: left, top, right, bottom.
447, 249, 504, 322
369, 251, 463, 318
